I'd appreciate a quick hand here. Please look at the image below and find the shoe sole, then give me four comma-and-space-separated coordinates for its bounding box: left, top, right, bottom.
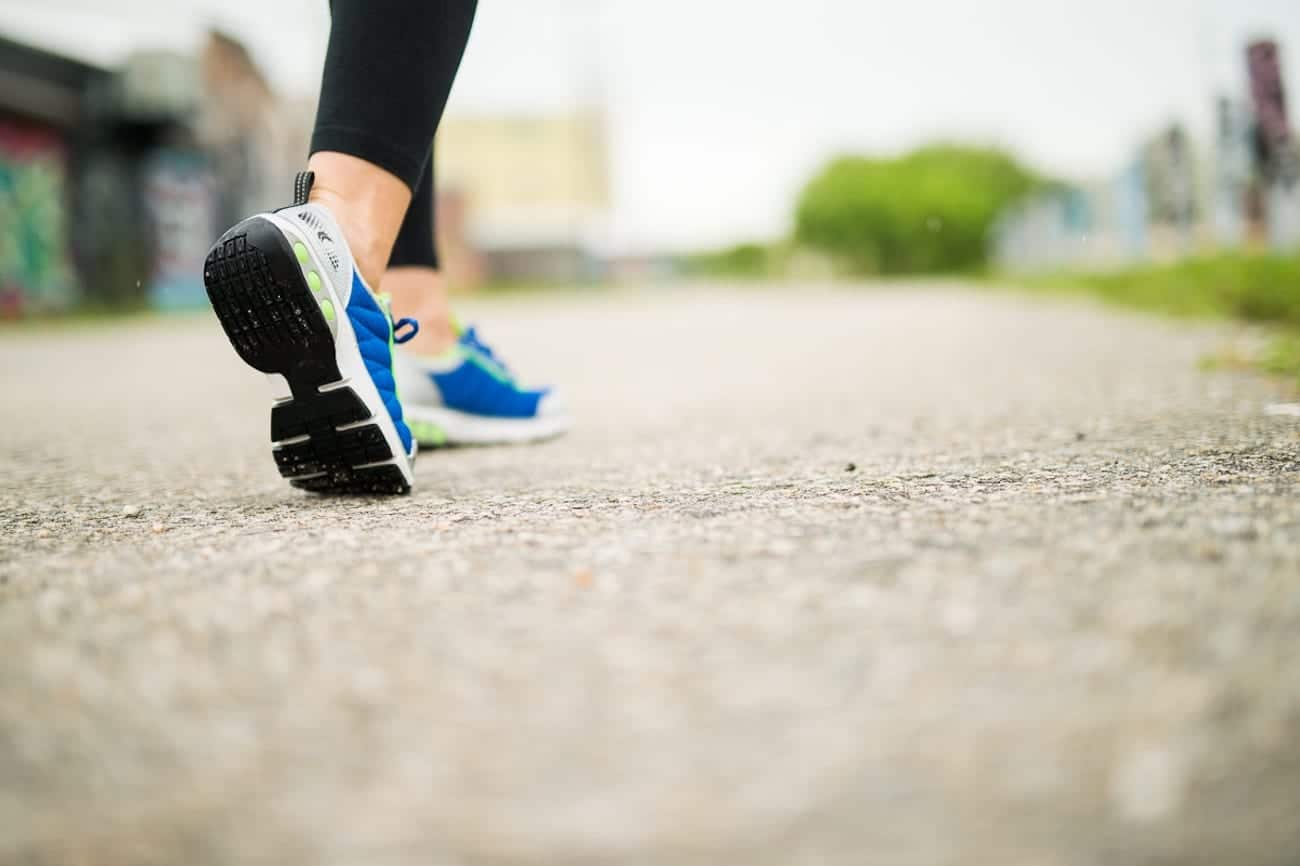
203, 217, 411, 495
406, 405, 571, 448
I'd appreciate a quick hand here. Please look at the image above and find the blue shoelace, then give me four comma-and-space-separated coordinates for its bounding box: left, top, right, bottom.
393, 317, 419, 344
459, 326, 515, 382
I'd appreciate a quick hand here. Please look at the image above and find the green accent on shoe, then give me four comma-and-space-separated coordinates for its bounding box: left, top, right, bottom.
463, 349, 513, 386
409, 419, 448, 447
319, 299, 335, 322
374, 292, 407, 409
294, 242, 310, 265
307, 271, 322, 293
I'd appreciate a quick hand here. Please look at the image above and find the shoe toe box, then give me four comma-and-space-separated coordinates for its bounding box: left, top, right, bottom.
536, 388, 568, 419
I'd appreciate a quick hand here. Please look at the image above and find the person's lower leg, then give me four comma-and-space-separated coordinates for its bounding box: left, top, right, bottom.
382, 157, 458, 355
308, 0, 477, 286
382, 266, 457, 355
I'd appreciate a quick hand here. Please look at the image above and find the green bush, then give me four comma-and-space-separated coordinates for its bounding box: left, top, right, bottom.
685, 242, 773, 279
1018, 253, 1300, 381
1028, 254, 1300, 326
794, 145, 1042, 275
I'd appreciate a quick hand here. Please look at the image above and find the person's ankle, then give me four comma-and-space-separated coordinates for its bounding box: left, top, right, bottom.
380, 266, 458, 356
307, 186, 391, 287
305, 152, 411, 287
401, 314, 458, 357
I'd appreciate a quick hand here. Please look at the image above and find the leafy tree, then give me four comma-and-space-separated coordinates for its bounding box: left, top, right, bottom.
794, 145, 1042, 274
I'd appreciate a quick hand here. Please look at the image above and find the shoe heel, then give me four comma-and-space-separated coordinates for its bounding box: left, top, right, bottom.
204, 217, 410, 495
203, 216, 338, 393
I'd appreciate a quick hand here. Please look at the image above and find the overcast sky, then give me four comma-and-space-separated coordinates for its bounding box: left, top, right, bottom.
4, 0, 1300, 249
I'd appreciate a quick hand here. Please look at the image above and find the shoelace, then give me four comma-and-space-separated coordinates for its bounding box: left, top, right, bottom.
393, 318, 419, 344
459, 326, 513, 378
375, 292, 420, 345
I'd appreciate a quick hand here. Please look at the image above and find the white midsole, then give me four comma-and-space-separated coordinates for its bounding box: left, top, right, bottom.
406, 405, 571, 446
262, 211, 417, 481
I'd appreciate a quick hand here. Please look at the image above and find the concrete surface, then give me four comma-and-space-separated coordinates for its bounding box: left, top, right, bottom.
1, 285, 1298, 866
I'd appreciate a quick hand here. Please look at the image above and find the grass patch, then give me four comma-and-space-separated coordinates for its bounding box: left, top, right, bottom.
1011, 253, 1300, 382
1259, 331, 1300, 378
682, 242, 784, 280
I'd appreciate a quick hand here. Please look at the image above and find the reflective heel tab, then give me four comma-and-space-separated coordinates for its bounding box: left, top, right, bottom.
293, 171, 315, 206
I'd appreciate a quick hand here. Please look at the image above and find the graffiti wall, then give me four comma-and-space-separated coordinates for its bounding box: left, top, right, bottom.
0, 119, 75, 315
141, 150, 216, 310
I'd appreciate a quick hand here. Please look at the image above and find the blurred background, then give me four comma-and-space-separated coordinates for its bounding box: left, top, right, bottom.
0, 0, 1297, 316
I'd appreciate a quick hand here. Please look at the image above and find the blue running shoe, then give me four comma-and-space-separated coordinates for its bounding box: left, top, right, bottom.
394, 322, 570, 447
202, 171, 418, 494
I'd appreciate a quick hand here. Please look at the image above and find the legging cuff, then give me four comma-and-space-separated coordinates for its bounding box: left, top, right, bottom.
310, 125, 427, 193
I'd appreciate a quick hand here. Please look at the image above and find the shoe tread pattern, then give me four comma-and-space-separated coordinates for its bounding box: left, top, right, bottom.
204, 217, 409, 495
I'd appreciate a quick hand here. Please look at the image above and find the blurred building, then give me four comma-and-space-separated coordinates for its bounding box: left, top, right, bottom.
3, 24, 611, 307
994, 175, 1138, 273
1246, 39, 1300, 249
996, 37, 1299, 274
1212, 96, 1255, 247
198, 32, 310, 227
98, 49, 213, 310
1142, 123, 1202, 259
0, 28, 310, 314
102, 32, 310, 309
0, 34, 107, 315
435, 110, 610, 286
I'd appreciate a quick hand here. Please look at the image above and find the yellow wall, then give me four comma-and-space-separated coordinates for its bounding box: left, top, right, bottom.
436, 111, 609, 212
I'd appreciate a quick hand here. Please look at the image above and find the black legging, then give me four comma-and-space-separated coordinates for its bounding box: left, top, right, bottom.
312, 0, 475, 270
390, 150, 440, 269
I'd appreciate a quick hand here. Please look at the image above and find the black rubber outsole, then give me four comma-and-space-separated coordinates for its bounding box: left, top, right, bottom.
203, 217, 409, 495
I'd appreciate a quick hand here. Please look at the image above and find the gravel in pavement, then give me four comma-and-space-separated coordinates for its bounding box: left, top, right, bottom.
1, 286, 1298, 865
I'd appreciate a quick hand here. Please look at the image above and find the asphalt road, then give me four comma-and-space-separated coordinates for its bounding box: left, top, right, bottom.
2, 284, 1298, 866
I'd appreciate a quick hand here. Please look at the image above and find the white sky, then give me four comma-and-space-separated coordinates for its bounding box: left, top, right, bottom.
3, 0, 1300, 250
